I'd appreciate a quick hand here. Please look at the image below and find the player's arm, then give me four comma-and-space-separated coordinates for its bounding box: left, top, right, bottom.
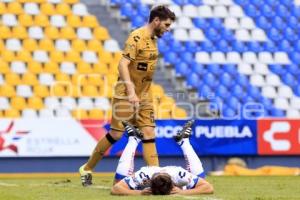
118, 57, 137, 100
178, 179, 214, 195
111, 179, 151, 195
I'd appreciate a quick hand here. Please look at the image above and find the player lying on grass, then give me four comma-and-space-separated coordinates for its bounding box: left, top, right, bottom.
111, 120, 214, 195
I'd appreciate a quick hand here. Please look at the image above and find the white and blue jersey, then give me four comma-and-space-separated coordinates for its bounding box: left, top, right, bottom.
123, 166, 199, 190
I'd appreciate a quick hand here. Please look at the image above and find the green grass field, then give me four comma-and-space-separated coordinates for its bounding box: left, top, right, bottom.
0, 174, 299, 200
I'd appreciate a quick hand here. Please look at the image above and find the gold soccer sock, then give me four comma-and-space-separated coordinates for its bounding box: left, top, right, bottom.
142, 139, 159, 166
85, 133, 117, 171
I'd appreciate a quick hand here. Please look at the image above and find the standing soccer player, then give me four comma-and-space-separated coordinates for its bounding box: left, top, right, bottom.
79, 5, 176, 186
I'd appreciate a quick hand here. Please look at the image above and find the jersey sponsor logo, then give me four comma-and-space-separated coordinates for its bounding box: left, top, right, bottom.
195, 126, 253, 138
137, 62, 148, 71
258, 119, 300, 155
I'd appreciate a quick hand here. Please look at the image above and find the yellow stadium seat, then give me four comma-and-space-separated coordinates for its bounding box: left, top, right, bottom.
28, 61, 43, 74
2, 51, 15, 62
0, 84, 16, 97
39, 39, 55, 51
152, 84, 164, 100
0, 2, 6, 14
5, 73, 21, 85
49, 51, 64, 63
5, 109, 20, 118
0, 111, 3, 118
0, 26, 12, 39
77, 62, 93, 74
93, 62, 109, 74
16, 50, 32, 62
34, 14, 50, 27
113, 52, 122, 62
93, 26, 110, 41
63, 0, 79, 4
99, 51, 113, 64
23, 38, 38, 52
0, 60, 10, 74
89, 109, 104, 119
60, 26, 77, 40
87, 74, 103, 86
71, 39, 87, 52
82, 85, 98, 97
65, 51, 81, 63
44, 61, 60, 74
22, 73, 39, 85
72, 74, 88, 86
27, 97, 44, 109
82, 15, 99, 28
67, 15, 82, 28
34, 85, 50, 98
56, 3, 72, 15
161, 96, 175, 106
70, 85, 80, 97
18, 14, 34, 27
0, 40, 4, 53
55, 73, 71, 82
12, 26, 28, 39
87, 39, 103, 51
51, 84, 67, 97
45, 26, 60, 39
40, 3, 56, 15
72, 109, 88, 119
7, 2, 23, 14
11, 96, 27, 110
106, 74, 118, 86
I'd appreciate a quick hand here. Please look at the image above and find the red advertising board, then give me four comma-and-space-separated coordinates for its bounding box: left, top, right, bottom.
258, 119, 300, 155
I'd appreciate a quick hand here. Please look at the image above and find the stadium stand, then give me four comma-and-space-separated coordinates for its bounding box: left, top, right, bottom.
0, 0, 187, 120
105, 0, 300, 118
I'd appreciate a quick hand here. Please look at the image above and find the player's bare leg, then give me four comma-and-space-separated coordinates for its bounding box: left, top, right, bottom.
174, 120, 205, 178
140, 126, 159, 166
114, 121, 143, 184
79, 129, 123, 186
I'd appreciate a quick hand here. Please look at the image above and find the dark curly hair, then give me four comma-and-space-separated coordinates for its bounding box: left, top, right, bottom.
149, 5, 176, 23
150, 173, 174, 195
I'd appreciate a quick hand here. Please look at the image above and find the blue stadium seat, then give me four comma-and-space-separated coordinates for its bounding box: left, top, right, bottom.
189, 0, 202, 6
270, 109, 285, 117
247, 42, 262, 52
198, 84, 212, 99
256, 16, 271, 29
193, 18, 208, 29
266, 0, 279, 7
158, 39, 169, 53
185, 41, 200, 53
249, 86, 261, 100
181, 52, 194, 64
223, 108, 237, 118
278, 40, 292, 53
288, 16, 299, 29
220, 73, 233, 88
282, 73, 297, 87
295, 85, 300, 96
280, 0, 292, 6
216, 85, 229, 98
223, 64, 237, 75
262, 5, 275, 17
235, 74, 249, 88
232, 41, 247, 52
171, 40, 185, 53
216, 39, 230, 52
272, 16, 286, 30
110, 0, 124, 6
268, 28, 283, 41
175, 62, 190, 77
206, 28, 220, 41
207, 64, 221, 75
227, 96, 240, 110
173, 0, 188, 6
269, 64, 286, 75
290, 52, 300, 64
137, 4, 149, 18
245, 4, 260, 17
252, 0, 264, 7
190, 62, 205, 76
221, 29, 235, 41
263, 41, 277, 52
203, 73, 217, 88
275, 4, 289, 18
161, 32, 173, 42
186, 72, 200, 88
235, 0, 250, 6
291, 6, 300, 17
242, 96, 255, 104
286, 64, 300, 75
121, 3, 135, 18
232, 85, 245, 99
209, 18, 223, 30
284, 28, 297, 42
259, 96, 273, 109
165, 52, 178, 64
131, 15, 145, 28
127, 0, 141, 5
200, 40, 215, 52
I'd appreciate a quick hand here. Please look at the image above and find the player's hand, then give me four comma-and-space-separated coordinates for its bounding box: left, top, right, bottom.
170, 186, 182, 194
128, 92, 140, 108
141, 187, 152, 195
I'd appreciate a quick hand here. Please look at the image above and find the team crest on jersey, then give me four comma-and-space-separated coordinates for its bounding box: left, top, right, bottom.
137, 62, 148, 71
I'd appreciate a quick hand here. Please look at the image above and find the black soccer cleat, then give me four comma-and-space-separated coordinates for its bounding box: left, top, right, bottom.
122, 121, 143, 140
79, 164, 92, 187
174, 120, 195, 142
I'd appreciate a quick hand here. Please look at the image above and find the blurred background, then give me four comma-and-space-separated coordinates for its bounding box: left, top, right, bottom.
0, 0, 300, 174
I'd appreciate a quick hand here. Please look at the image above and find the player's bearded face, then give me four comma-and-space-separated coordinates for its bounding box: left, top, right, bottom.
154, 19, 172, 38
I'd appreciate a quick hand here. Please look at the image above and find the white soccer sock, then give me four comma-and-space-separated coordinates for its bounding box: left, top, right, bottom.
115, 136, 140, 179
180, 138, 205, 177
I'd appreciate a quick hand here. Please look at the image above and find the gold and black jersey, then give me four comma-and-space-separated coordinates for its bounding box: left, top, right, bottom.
114, 27, 158, 101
